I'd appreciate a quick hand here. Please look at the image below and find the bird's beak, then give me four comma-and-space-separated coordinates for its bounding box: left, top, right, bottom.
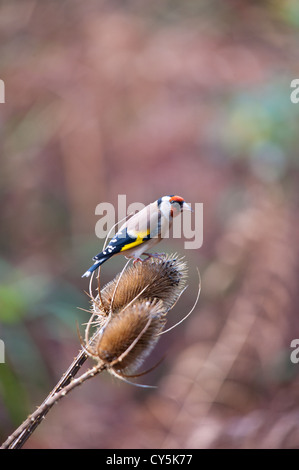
183, 202, 193, 212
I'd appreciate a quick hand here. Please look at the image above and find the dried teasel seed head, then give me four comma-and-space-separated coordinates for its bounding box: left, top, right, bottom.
96, 254, 187, 316
90, 299, 166, 375
80, 255, 200, 386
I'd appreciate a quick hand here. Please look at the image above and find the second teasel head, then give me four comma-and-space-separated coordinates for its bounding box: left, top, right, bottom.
89, 299, 167, 377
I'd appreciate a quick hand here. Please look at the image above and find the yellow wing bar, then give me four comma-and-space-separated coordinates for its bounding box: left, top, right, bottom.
120, 230, 150, 252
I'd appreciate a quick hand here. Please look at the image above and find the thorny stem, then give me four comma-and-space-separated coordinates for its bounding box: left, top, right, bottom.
1, 318, 107, 450
1, 358, 105, 449
0, 340, 100, 449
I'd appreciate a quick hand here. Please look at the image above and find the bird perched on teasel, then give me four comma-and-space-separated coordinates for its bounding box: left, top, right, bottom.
82, 195, 192, 278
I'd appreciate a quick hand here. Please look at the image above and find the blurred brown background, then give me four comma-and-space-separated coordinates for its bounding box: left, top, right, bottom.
1, 0, 299, 449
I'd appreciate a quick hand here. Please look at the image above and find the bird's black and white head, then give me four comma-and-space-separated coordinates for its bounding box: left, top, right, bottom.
157, 195, 192, 219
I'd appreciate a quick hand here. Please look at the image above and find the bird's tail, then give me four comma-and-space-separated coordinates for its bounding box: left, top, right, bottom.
81, 253, 112, 278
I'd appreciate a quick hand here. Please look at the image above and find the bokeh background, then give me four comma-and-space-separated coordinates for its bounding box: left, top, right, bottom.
1, 0, 299, 449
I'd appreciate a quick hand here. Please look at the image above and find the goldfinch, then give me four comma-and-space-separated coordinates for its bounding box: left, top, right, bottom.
82, 195, 192, 278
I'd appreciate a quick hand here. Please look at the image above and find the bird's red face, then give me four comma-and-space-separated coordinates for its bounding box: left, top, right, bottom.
169, 196, 185, 204
169, 195, 191, 217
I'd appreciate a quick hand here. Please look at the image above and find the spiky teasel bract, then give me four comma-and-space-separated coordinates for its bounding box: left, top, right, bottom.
81, 254, 197, 385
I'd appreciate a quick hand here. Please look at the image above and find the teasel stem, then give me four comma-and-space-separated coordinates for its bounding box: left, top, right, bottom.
0, 362, 106, 449
1, 313, 103, 450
